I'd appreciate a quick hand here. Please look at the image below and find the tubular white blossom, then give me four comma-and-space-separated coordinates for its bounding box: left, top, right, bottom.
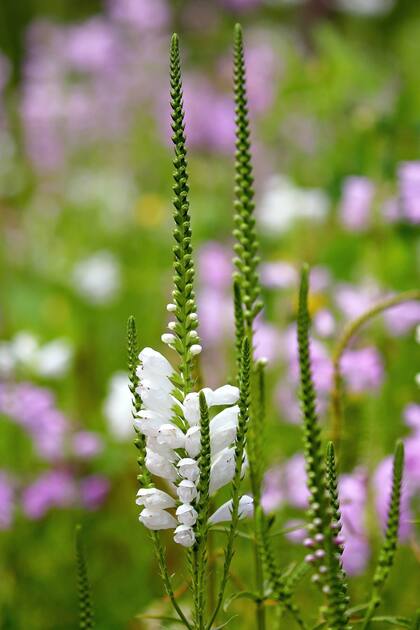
137, 347, 173, 379
208, 495, 254, 524
210, 406, 239, 453
146, 437, 178, 462
134, 410, 170, 437
174, 524, 196, 547
177, 457, 200, 481
185, 426, 201, 457
209, 447, 236, 494
176, 503, 198, 526
161, 333, 176, 345
136, 488, 176, 510
177, 480, 198, 503
139, 508, 178, 530
145, 448, 177, 481
157, 423, 185, 449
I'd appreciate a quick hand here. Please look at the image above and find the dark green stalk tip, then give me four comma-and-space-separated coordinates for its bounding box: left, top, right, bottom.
171, 33, 179, 47
234, 23, 242, 37
394, 440, 404, 477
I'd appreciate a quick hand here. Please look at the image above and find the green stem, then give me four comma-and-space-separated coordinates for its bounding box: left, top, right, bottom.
330, 289, 420, 448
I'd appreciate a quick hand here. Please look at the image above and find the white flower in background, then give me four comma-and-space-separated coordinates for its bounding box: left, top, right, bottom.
35, 339, 73, 378
72, 251, 121, 305
103, 372, 133, 440
258, 175, 329, 235
134, 346, 253, 546
335, 0, 394, 16
0, 332, 73, 379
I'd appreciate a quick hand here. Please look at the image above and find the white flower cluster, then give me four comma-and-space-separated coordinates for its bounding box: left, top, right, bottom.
134, 347, 253, 546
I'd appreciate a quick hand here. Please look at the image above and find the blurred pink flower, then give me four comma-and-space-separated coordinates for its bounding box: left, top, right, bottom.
341, 347, 384, 393
80, 475, 110, 510
340, 176, 375, 232
108, 0, 170, 30
399, 161, 420, 224
198, 242, 232, 290
72, 432, 103, 458
22, 470, 77, 519
0, 473, 14, 530
383, 300, 420, 336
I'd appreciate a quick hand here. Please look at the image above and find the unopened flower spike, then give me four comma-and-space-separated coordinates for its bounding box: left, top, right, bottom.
361, 440, 405, 630
167, 32, 200, 397
297, 264, 349, 629
75, 525, 94, 629
232, 23, 262, 331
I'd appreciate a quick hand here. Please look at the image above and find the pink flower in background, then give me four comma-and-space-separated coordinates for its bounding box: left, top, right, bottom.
383, 301, 420, 336
341, 346, 384, 393
107, 0, 170, 30
80, 475, 110, 510
198, 242, 232, 290
313, 309, 336, 338
64, 18, 118, 72
261, 466, 284, 512
275, 383, 301, 424
404, 404, 420, 431
340, 176, 375, 232
254, 318, 282, 363
335, 282, 380, 320
72, 432, 103, 459
197, 287, 233, 344
0, 473, 14, 529
22, 470, 77, 519
399, 161, 420, 224
283, 454, 310, 509
260, 261, 297, 289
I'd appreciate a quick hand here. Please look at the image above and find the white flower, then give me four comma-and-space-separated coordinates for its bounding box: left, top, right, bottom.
157, 423, 185, 449
174, 524, 196, 547
139, 387, 174, 415
176, 503, 198, 526
183, 386, 240, 426
162, 333, 176, 345
185, 426, 201, 457
138, 347, 173, 380
72, 251, 121, 305
210, 447, 236, 494
134, 409, 170, 437
104, 372, 133, 440
177, 480, 198, 503
166, 303, 176, 312
136, 488, 176, 510
146, 437, 178, 462
139, 508, 177, 530
210, 406, 239, 453
177, 458, 200, 482
35, 339, 73, 378
11, 332, 39, 365
190, 344, 202, 355
145, 449, 177, 481
208, 495, 254, 524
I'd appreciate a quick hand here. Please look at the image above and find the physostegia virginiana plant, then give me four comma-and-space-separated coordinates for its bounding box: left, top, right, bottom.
75, 23, 420, 630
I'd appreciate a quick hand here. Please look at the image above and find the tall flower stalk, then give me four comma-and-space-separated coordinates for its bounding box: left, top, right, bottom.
232, 23, 266, 629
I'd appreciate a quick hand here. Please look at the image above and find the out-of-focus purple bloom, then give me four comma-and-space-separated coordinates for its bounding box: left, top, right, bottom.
243, 40, 277, 113
108, 0, 170, 30
285, 325, 333, 395
0, 382, 67, 459
399, 161, 420, 224
64, 18, 118, 72
72, 432, 103, 458
341, 347, 384, 393
261, 466, 284, 512
382, 197, 400, 223
383, 301, 420, 337
404, 403, 420, 432
284, 519, 306, 543
335, 282, 380, 320
310, 266, 332, 293
220, 0, 261, 10
0, 473, 14, 529
80, 475, 110, 510
313, 309, 335, 338
22, 470, 77, 519
276, 383, 301, 424
340, 176, 375, 232
260, 261, 297, 289
339, 469, 370, 575
254, 318, 282, 363
284, 454, 310, 509
198, 242, 232, 290
197, 288, 233, 344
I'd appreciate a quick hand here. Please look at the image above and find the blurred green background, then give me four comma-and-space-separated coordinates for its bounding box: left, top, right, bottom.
0, 0, 419, 627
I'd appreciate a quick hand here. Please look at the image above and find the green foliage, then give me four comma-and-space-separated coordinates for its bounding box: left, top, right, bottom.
75, 526, 94, 629
169, 33, 200, 397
